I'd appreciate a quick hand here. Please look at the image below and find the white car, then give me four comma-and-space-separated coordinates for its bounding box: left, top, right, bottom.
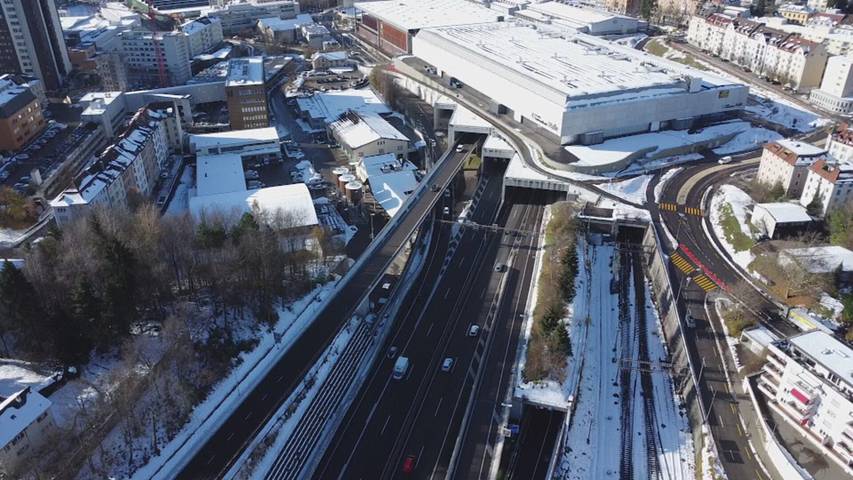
718, 155, 733, 165
456, 145, 464, 153
443, 206, 450, 215
467, 325, 480, 337
441, 357, 455, 372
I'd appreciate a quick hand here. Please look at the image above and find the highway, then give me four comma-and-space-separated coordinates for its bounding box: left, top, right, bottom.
173, 136, 482, 478
313, 158, 557, 479
502, 407, 564, 480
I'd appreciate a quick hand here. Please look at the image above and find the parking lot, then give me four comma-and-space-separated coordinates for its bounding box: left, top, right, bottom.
1, 120, 71, 194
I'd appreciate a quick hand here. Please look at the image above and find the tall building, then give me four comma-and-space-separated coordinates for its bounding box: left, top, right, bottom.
0, 75, 46, 151
226, 57, 269, 130
118, 30, 192, 89
0, 0, 71, 91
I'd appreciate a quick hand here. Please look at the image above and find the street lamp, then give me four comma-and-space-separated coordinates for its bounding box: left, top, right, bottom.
370, 212, 376, 240
674, 275, 692, 307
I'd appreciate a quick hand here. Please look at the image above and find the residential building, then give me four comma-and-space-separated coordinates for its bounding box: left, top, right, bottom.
50, 106, 176, 227
209, 1, 300, 36
302, 23, 331, 49
150, 0, 209, 9
799, 158, 853, 216
750, 202, 812, 238
181, 16, 224, 57
810, 54, 853, 114
0, 77, 45, 151
95, 51, 129, 91
827, 124, 853, 162
189, 127, 280, 161
0, 0, 72, 91
604, 0, 641, 16
688, 15, 828, 92
807, 0, 831, 12
329, 110, 409, 162
0, 388, 55, 475
257, 14, 315, 44
758, 331, 853, 471
117, 30, 192, 89
311, 51, 355, 70
778, 4, 814, 25
756, 140, 828, 198
79, 91, 128, 139
226, 57, 269, 130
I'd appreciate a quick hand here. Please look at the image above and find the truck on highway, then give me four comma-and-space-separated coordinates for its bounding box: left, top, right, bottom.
393, 356, 410, 380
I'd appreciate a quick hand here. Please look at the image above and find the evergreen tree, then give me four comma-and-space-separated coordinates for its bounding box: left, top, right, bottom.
71, 279, 101, 351
641, 0, 656, 21
806, 193, 824, 217
0, 260, 45, 351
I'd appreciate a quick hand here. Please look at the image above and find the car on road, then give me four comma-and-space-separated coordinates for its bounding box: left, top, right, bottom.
718, 155, 733, 165
431, 184, 439, 193
468, 325, 480, 337
494, 264, 504, 272
443, 206, 450, 215
456, 144, 464, 153
387, 346, 399, 359
441, 357, 455, 372
402, 454, 416, 474
157, 195, 168, 206
393, 356, 410, 380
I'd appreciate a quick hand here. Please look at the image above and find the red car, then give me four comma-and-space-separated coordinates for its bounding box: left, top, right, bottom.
402, 454, 417, 474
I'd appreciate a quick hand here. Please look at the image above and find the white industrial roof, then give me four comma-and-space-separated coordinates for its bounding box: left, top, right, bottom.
354, 0, 503, 31
0, 388, 51, 448
190, 127, 279, 152
527, 2, 629, 28
190, 184, 319, 228
754, 202, 812, 223
483, 134, 513, 153
781, 245, 853, 273
329, 111, 408, 149
789, 330, 853, 389
417, 21, 734, 100
356, 153, 417, 181
297, 88, 390, 121
196, 154, 246, 197
227, 57, 264, 87
370, 170, 419, 217
449, 106, 491, 130
258, 13, 314, 32
776, 139, 826, 157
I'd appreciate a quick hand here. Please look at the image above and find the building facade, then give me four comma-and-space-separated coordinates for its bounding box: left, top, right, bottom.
756, 140, 828, 198
0, 388, 55, 476
226, 57, 269, 130
0, 0, 71, 91
117, 30, 192, 89
800, 158, 853, 216
209, 1, 300, 36
182, 16, 224, 57
810, 54, 853, 114
758, 331, 853, 471
0, 77, 45, 151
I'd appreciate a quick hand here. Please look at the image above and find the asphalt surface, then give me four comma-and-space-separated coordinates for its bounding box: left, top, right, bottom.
649, 158, 799, 480
313, 162, 555, 480
503, 406, 564, 480
174, 136, 482, 478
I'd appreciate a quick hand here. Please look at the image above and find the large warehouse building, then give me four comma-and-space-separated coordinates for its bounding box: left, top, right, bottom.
354, 0, 504, 56
412, 22, 748, 145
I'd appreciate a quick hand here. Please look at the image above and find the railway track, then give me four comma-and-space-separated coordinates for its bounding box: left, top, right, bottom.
631, 251, 660, 480
618, 250, 634, 480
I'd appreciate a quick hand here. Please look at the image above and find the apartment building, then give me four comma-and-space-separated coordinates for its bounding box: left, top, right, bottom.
0, 388, 55, 475
756, 139, 828, 197
0, 0, 71, 91
208, 1, 300, 36
810, 55, 853, 114
827, 124, 853, 162
688, 15, 828, 92
800, 157, 853, 216
50, 106, 176, 227
778, 4, 814, 25
0, 76, 45, 151
758, 331, 853, 470
181, 16, 224, 57
117, 30, 192, 89
226, 57, 269, 130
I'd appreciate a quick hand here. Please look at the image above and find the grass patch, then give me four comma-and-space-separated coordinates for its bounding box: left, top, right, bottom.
644, 38, 709, 71
464, 153, 482, 171
524, 202, 577, 383
722, 305, 756, 337
0, 187, 38, 229
718, 203, 754, 252
645, 38, 669, 57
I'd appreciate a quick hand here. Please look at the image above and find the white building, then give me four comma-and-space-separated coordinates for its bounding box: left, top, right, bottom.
354, 153, 419, 217
257, 14, 315, 44
750, 202, 812, 238
208, 0, 300, 36
810, 54, 853, 114
116, 30, 192, 88
827, 124, 853, 162
0, 388, 55, 475
50, 107, 177, 227
329, 110, 409, 162
756, 139, 828, 198
181, 16, 224, 57
413, 21, 747, 145
688, 15, 828, 92
759, 331, 853, 471
189, 127, 280, 160
311, 51, 354, 70
302, 24, 332, 49
521, 1, 642, 35
799, 157, 853, 216
80, 91, 128, 138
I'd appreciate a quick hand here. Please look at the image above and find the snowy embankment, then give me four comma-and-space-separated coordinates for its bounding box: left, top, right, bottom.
598, 174, 652, 205
165, 165, 194, 215
654, 167, 682, 203
127, 281, 338, 480
0, 227, 27, 246
713, 128, 782, 155
708, 185, 756, 272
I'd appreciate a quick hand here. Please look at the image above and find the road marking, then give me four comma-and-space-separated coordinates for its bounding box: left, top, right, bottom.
434, 397, 443, 416
693, 274, 718, 292
719, 415, 725, 428
381, 415, 392, 435
226, 432, 234, 441
730, 403, 737, 415
683, 206, 704, 216
244, 411, 252, 421
261, 392, 269, 402
669, 252, 695, 274
276, 375, 284, 383
737, 422, 744, 437
427, 322, 434, 336
444, 288, 451, 299
755, 469, 764, 480
745, 448, 753, 460
659, 202, 678, 212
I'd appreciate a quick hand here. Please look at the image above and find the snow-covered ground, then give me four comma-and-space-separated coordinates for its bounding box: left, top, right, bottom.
165, 165, 194, 215
654, 168, 683, 203
0, 362, 54, 397
713, 128, 782, 155
612, 33, 648, 48
709, 185, 756, 271
0, 227, 27, 246
597, 175, 652, 205
747, 95, 830, 133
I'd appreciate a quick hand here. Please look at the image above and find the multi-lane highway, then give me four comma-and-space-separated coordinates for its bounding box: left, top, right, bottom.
172, 137, 482, 478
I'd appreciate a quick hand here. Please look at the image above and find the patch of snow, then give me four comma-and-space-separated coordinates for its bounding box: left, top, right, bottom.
654, 167, 683, 203
0, 363, 52, 397
165, 165, 193, 215
612, 33, 648, 48
0, 227, 26, 245
597, 174, 651, 204
747, 95, 829, 133
709, 184, 756, 270
712, 127, 782, 155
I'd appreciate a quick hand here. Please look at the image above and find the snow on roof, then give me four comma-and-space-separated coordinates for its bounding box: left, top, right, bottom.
227, 56, 264, 87
189, 184, 319, 228
258, 13, 314, 32
313, 50, 348, 61
788, 330, 853, 389
329, 111, 408, 149
196, 154, 246, 197
181, 16, 219, 35
776, 138, 826, 157
564, 121, 749, 169
297, 88, 390, 121
781, 245, 853, 273
0, 388, 51, 448
194, 45, 232, 62
0, 365, 50, 398
354, 0, 503, 31
505, 152, 551, 181
741, 325, 779, 348
754, 202, 812, 223
527, 2, 630, 28
190, 127, 279, 152
449, 106, 491, 130
369, 170, 419, 217
417, 21, 736, 101
483, 134, 514, 152
356, 153, 416, 181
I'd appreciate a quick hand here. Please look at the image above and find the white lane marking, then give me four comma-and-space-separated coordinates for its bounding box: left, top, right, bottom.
427, 322, 434, 336
434, 397, 444, 416
381, 415, 392, 435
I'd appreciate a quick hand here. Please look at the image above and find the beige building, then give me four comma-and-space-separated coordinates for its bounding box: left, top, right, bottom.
0, 78, 45, 151
226, 57, 269, 130
799, 157, 853, 216
810, 54, 853, 114
329, 110, 409, 162
0, 387, 55, 475
756, 139, 828, 197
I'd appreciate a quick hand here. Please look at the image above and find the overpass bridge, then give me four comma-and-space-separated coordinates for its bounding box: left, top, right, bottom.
155, 135, 485, 479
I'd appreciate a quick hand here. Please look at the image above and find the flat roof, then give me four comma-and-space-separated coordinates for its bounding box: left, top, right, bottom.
258, 13, 314, 31
789, 330, 853, 389
417, 21, 735, 101
190, 127, 279, 151
782, 245, 853, 273
297, 88, 390, 121
369, 170, 419, 217
355, 0, 503, 31
190, 183, 319, 228
527, 2, 629, 27
776, 139, 826, 157
226, 56, 264, 87
754, 202, 812, 223
196, 153, 246, 197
